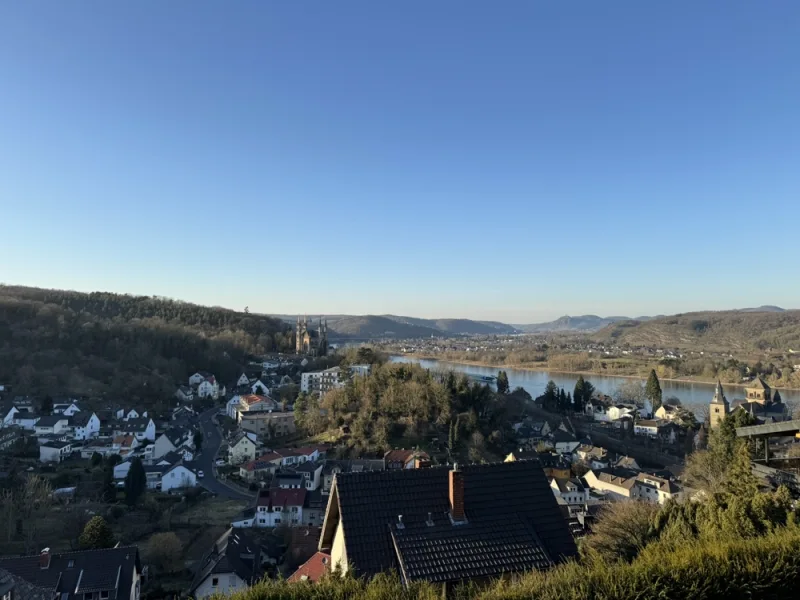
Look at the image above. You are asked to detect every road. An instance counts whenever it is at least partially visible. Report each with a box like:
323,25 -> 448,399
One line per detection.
196,407 -> 254,501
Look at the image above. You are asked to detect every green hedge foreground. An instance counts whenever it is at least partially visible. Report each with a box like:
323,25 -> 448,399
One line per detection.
219,525 -> 800,600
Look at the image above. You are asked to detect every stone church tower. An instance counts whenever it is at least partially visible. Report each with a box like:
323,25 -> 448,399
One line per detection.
295,316 -> 328,357
709,380 -> 729,429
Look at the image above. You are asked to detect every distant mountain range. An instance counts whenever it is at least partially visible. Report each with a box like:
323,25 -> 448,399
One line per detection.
591,308 -> 798,352
272,306 -> 788,339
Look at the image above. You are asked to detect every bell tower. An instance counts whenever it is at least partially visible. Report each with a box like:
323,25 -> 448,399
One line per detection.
709,380 -> 729,429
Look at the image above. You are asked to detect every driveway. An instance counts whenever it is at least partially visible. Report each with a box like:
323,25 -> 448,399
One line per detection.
197,407 -> 254,501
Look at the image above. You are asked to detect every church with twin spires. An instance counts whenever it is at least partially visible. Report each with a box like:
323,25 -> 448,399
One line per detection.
295,316 -> 328,357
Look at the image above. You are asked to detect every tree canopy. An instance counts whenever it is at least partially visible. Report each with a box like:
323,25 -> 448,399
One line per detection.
124,458 -> 146,506
79,516 -> 115,549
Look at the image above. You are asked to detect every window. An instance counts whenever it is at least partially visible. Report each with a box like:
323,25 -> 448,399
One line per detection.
274,518 -> 281,524
68,560 -> 75,568
85,593 -> 93,600
100,592 -> 109,599
291,506 -> 298,513
212,578 -> 219,587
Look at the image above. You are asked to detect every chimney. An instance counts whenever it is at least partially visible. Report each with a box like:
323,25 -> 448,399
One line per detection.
449,464 -> 466,524
39,548 -> 51,570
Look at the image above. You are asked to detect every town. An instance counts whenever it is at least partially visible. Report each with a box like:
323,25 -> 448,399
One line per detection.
0,308 -> 798,599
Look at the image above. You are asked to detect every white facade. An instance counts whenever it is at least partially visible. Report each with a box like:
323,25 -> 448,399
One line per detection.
349,364 -> 372,377
198,380 -> 220,399
555,439 -> 581,455
153,433 -> 179,459
550,478 -> 589,505
2,406 -> 18,426
251,380 -> 269,395
54,403 -> 81,416
236,373 -> 250,387
229,436 -> 257,464
40,442 -> 72,463
194,573 -> 248,600
124,409 -> 140,421
162,464 -> 198,492
35,418 -> 70,436
227,396 -> 242,419
72,413 -> 101,441
13,414 -> 38,430
300,368 -> 342,394
189,372 -> 207,386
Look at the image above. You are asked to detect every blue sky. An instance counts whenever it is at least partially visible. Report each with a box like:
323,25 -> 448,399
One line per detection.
1,2 -> 798,322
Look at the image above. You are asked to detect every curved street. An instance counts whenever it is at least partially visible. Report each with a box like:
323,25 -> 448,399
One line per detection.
196,407 -> 254,502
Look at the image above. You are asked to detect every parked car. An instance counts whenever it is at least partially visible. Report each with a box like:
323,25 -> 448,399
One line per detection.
198,470 -> 205,478
215,459 -> 226,466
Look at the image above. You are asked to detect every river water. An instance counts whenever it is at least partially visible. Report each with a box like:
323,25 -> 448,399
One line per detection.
389,355 -> 800,416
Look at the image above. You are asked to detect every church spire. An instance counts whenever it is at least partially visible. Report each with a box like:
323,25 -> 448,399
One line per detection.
712,380 -> 726,403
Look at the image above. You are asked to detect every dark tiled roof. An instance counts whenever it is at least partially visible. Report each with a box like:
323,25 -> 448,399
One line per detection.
41,441 -> 72,449
332,461 -> 576,579
551,429 -> 577,443
0,547 -> 139,600
34,415 -> 68,428
70,412 -> 94,427
190,529 -> 263,593
391,514 -> 552,583
123,418 -> 152,432
162,427 -> 186,447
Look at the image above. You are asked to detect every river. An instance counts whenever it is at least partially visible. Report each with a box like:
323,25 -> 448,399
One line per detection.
389,355 -> 800,416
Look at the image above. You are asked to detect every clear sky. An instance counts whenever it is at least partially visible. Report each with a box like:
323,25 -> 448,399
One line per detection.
1,2 -> 798,323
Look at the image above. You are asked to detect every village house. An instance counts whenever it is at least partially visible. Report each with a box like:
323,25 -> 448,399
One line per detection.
34,415 -> 71,437
573,445 -> 610,470
583,469 -> 637,501
318,462 -> 576,592
288,552 -> 331,584
654,403 -> 681,422
634,419 -> 679,442
234,394 -> 279,418
52,401 -> 82,416
549,477 -> 589,506
384,449 -> 431,470
503,450 -> 572,479
229,432 -> 258,464
117,417 -> 156,442
190,528 -> 268,600
240,447 -> 328,482
253,488 -> 306,527
239,411 -> 295,439
70,411 -> 101,440
175,385 -> 195,403
11,409 -> 38,430
39,440 -> 73,463
112,434 -> 140,456
161,461 -> 198,492
0,403 -> 19,426
250,380 -> 270,396
0,546 -> 141,600
634,472 -> 682,504
550,429 -> 581,455
153,427 -> 191,459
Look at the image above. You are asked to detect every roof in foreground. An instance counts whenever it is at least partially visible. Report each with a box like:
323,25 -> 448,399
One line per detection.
331,461 -> 576,581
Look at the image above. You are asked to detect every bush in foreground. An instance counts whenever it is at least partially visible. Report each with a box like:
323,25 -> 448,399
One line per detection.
221,524 -> 800,600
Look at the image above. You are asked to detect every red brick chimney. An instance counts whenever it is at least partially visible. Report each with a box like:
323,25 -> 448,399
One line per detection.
449,464 -> 465,523
39,548 -> 51,569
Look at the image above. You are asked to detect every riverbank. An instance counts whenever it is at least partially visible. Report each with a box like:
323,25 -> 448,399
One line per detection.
396,353 -> 800,391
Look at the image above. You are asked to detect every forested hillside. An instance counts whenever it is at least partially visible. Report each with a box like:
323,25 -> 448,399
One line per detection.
0,286 -> 292,401
593,309 -> 800,353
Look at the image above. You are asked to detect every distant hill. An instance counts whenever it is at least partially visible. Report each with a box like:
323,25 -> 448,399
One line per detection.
271,314 -> 520,338
592,309 -> 800,352
0,285 -> 292,400
381,315 -> 519,335
326,315 -> 441,338
515,315 -> 635,333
